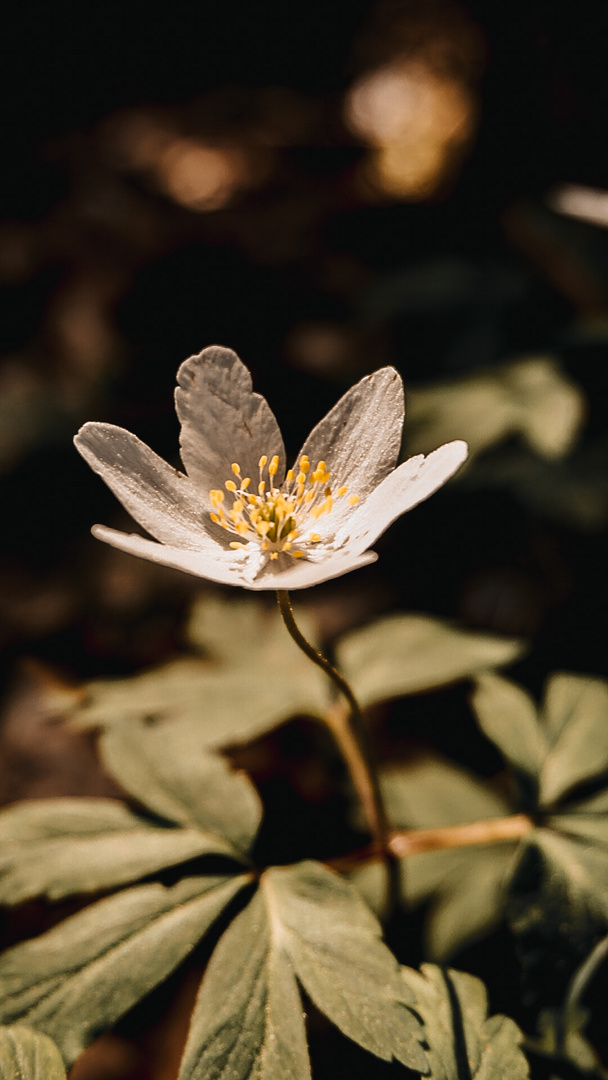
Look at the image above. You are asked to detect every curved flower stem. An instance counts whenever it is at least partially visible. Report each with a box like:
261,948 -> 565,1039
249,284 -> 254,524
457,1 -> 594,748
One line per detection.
275,590 -> 390,853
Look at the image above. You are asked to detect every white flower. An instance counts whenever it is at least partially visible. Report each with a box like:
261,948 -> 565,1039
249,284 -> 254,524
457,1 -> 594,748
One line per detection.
74,346 -> 468,591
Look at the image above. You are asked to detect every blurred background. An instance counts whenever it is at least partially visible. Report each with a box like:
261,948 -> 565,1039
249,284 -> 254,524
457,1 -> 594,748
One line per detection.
2,0 -> 608,680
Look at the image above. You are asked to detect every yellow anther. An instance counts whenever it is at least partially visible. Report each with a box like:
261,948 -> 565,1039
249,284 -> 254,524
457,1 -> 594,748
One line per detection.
229,541 -> 246,549
286,468 -> 294,483
214,490 -> 225,502
282,541 -> 292,551
258,455 -> 268,469
348,495 -> 360,506
268,455 -> 279,476
261,541 -> 269,550
322,472 -> 330,485
231,463 -> 240,475
311,470 -> 322,483
242,477 -> 251,490
233,500 -> 244,513
309,533 -> 321,543
296,472 -> 306,485
225,480 -> 237,492
210,513 -> 220,524
236,522 -> 249,536
337,486 -> 348,497
316,460 -> 326,473
304,490 -> 315,503
299,458 -> 310,473
258,481 -> 266,494
293,551 -> 304,558
270,552 -> 279,560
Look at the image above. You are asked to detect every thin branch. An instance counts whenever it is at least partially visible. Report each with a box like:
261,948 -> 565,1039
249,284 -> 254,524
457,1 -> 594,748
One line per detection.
328,813 -> 533,872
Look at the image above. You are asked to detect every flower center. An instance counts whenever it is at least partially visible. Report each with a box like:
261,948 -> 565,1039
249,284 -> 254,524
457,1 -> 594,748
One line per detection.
209,454 -> 359,560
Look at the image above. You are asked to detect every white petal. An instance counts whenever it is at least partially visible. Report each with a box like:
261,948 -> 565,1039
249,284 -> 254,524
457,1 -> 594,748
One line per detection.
175,346 -> 286,492
340,440 -> 469,557
91,525 -> 256,586
296,366 -> 404,525
75,423 -> 209,548
250,549 -> 378,590
91,525 -> 378,591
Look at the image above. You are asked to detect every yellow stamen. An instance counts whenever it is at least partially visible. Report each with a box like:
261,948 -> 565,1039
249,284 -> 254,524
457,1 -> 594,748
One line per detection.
225,480 -> 237,492
258,455 -> 268,469
231,463 -> 240,475
348,495 -> 359,506
229,541 -> 246,549
299,457 -> 310,473
338,485 -> 348,496
270,552 -> 279,560
268,455 -> 279,476
242,477 -> 251,490
258,480 -> 266,494
210,513 -> 220,524
286,468 -> 294,483
309,533 -> 321,543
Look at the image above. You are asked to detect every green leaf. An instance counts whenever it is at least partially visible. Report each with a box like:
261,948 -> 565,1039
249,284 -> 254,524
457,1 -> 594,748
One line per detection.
70,596 -> 329,747
262,861 -> 428,1072
0,873 -> 248,1066
471,674 -> 546,781
514,829 -> 608,930
179,889 -> 310,1080
99,724 -> 261,855
472,672 -> 608,806
0,798 -> 243,905
336,615 -> 524,709
404,355 -> 584,463
540,674 -> 608,805
0,1026 -> 66,1080
406,964 -> 529,1078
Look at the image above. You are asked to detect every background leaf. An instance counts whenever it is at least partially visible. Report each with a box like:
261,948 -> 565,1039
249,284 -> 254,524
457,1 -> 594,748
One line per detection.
472,674 -> 546,782
0,873 -> 248,1066
0,1026 -> 66,1080
406,964 -> 529,1078
336,614 -> 524,709
0,797 -> 241,905
70,596 -> 329,747
404,356 -> 584,463
351,758 -> 518,958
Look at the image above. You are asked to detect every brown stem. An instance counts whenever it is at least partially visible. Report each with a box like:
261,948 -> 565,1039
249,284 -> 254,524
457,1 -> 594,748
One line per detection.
329,813 -> 533,873
275,590 -> 390,852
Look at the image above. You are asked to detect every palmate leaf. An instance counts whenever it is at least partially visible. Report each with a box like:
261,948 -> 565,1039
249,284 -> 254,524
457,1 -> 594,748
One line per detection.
180,861 -> 428,1079
70,596 -> 329,748
335,614 -> 524,710
98,723 -> 261,855
0,729 -> 261,905
472,672 -> 608,806
0,798 -> 245,906
69,596 -> 523,762
0,874 -> 249,1067
0,1025 -> 66,1080
408,964 -> 529,1078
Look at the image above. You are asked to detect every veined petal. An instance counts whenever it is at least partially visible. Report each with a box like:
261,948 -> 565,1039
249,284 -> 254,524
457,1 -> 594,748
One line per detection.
251,549 -> 378,590
339,440 -> 469,557
74,423 -> 207,548
175,346 -> 286,492
296,367 -> 404,510
91,525 -> 257,586
91,525 -> 378,590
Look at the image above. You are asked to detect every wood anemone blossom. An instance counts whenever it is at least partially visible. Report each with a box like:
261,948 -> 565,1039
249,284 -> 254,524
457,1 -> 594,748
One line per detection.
74,346 -> 468,590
